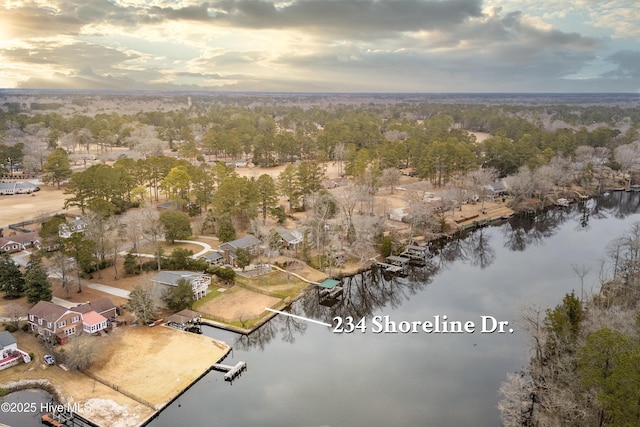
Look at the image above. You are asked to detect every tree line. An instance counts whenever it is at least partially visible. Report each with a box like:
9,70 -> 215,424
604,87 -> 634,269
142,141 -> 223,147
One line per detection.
499,221 -> 640,426
2,99 -> 639,182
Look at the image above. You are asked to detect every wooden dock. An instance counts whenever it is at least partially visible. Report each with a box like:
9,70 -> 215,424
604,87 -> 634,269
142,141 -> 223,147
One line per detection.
376,256 -> 410,274
213,361 -> 247,381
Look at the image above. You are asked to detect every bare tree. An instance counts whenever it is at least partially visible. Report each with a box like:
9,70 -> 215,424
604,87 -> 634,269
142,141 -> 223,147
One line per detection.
84,212 -> 110,279
334,142 -> 345,177
497,371 -> 534,427
379,168 -> 402,194
463,168 -> 498,209
3,304 -> 26,329
49,251 -> 76,299
140,203 -> 164,271
572,263 -> 590,303
505,166 -> 535,204
334,184 -> 359,243
64,334 -> 102,370
106,216 -> 128,280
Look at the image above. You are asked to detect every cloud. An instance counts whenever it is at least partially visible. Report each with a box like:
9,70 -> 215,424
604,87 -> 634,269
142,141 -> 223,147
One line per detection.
0,0 -> 637,92
604,51 -> 640,79
204,0 -> 484,38
0,0 -> 146,39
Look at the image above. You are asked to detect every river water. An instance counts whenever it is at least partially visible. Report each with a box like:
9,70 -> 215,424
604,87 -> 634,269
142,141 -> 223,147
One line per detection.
3,192 -> 640,427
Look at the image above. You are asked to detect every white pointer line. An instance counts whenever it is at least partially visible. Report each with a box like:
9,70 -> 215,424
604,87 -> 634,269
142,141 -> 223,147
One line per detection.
265,308 -> 331,327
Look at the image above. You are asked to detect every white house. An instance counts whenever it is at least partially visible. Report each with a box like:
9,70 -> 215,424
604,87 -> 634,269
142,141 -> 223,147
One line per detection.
58,217 -> 87,238
0,331 -> 17,359
151,271 -> 210,301
82,311 -> 109,334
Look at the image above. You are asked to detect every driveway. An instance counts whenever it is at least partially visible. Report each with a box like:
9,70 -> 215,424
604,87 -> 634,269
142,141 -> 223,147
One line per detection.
11,250 -> 31,267
87,283 -> 131,299
175,239 -> 212,258
51,297 -> 79,309
118,239 -> 213,259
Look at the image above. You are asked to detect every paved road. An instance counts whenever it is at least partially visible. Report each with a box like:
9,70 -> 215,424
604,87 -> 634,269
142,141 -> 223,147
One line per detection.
86,283 -> 131,299
51,297 -> 78,308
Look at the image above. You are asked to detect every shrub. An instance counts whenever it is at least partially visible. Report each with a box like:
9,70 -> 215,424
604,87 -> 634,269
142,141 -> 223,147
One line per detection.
21,324 -> 29,332
4,324 -> 17,332
380,236 -> 393,257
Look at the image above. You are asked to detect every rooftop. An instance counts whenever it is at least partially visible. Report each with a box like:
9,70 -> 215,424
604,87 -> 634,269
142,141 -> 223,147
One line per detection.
152,271 -> 209,286
28,300 -> 69,322
220,234 -> 260,250
82,311 -> 108,326
0,331 -> 16,348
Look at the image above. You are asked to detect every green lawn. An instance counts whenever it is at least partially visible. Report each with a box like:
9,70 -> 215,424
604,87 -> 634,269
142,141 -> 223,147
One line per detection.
192,285 -> 226,310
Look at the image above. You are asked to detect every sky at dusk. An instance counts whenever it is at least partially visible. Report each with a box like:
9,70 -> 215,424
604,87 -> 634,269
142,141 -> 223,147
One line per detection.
0,0 -> 639,93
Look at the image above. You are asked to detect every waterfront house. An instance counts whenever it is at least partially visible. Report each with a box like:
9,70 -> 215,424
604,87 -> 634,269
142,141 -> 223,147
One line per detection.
0,231 -> 42,253
0,331 -> 30,370
28,299 -> 116,344
151,271 -> 210,301
219,234 -> 260,266
81,311 -> 109,334
165,309 -> 202,331
0,331 -> 17,359
28,301 -> 84,345
200,251 -> 224,266
73,297 -> 118,320
276,228 -> 310,251
485,180 -> 509,198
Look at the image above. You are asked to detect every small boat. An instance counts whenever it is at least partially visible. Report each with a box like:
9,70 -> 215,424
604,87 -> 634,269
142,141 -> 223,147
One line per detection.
555,198 -> 570,207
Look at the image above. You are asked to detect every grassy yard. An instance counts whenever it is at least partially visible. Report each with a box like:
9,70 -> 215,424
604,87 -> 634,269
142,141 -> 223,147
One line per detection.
237,270 -> 309,299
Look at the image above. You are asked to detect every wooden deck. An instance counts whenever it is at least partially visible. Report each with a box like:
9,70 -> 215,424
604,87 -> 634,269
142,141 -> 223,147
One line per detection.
213,361 -> 247,381
455,206 -> 514,228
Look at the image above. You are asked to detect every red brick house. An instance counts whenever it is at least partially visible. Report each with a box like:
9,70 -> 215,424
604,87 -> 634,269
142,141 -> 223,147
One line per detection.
28,301 -> 83,345
28,298 -> 118,345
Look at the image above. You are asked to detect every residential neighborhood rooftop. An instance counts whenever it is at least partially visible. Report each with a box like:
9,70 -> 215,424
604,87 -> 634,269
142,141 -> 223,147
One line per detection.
0,331 -> 17,348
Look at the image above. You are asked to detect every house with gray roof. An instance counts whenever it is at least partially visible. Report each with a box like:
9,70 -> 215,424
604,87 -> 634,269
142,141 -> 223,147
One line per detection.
200,251 -> 224,266
276,227 -> 311,251
58,217 -> 87,238
0,331 -> 17,359
0,181 -> 39,195
151,271 -> 210,301
219,234 -> 260,266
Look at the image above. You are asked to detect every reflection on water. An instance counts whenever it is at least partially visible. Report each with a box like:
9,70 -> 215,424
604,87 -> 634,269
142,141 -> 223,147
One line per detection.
151,192 -> 640,427
0,389 -> 54,427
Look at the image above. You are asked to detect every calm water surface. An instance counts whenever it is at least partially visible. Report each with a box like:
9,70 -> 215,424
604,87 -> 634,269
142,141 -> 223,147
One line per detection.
149,192 -> 640,427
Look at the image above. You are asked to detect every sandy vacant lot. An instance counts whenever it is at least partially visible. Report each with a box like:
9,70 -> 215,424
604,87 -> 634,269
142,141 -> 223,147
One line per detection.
2,331 -> 155,427
87,325 -> 229,408
0,185 -> 75,227
197,286 -> 280,322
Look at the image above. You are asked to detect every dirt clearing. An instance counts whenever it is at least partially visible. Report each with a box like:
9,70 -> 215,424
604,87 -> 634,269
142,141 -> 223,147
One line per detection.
196,286 -> 280,322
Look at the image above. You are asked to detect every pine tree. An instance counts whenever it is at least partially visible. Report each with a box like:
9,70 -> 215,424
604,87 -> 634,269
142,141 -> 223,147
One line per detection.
0,253 -> 25,298
24,257 -> 52,304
